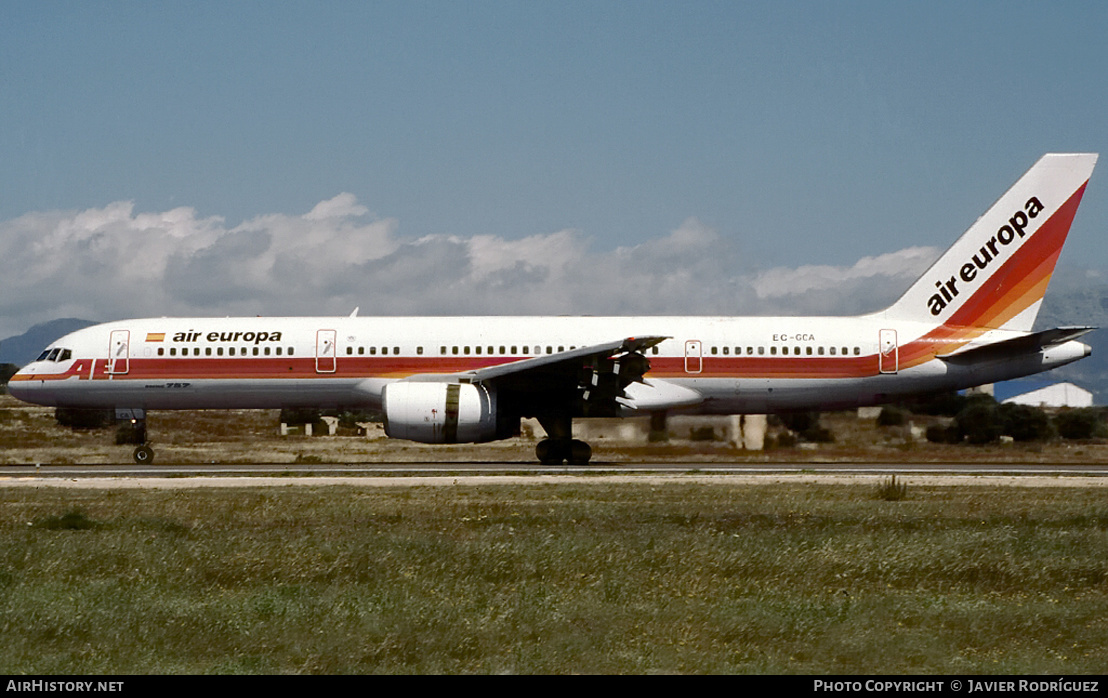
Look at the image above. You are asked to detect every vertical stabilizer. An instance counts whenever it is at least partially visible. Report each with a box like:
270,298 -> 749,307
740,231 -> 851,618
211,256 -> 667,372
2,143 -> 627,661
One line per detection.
884,153 -> 1097,331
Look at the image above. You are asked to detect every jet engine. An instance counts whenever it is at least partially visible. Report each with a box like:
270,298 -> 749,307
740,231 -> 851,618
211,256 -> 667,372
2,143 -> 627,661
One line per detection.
382,382 -> 514,443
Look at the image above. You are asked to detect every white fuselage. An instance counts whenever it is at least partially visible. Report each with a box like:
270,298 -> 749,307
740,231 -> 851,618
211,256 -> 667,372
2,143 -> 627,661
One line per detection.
8,314 -> 1089,416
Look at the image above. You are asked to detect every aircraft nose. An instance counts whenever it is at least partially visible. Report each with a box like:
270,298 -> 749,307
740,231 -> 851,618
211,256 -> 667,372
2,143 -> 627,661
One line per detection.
7,366 -> 42,404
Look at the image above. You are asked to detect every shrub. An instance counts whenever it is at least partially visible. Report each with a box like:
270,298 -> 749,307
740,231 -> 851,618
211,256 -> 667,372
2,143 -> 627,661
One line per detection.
1053,408 -> 1108,440
875,475 -> 908,501
877,406 -> 907,427
56,407 -> 115,429
688,426 -> 718,441
998,403 -> 1055,442
955,396 -> 1002,444
910,391 -> 968,417
926,423 -> 961,444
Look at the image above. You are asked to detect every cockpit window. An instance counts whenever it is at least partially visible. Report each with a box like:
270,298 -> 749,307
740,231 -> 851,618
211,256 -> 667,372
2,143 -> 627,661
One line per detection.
47,348 -> 61,361
59,349 -> 72,362
36,350 -> 51,362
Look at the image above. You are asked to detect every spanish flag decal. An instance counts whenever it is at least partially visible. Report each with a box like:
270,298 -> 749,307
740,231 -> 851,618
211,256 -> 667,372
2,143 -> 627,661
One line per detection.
145,332 -> 166,342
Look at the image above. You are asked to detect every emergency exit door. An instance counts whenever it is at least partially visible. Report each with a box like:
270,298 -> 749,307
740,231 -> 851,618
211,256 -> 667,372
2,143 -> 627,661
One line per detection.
879,329 -> 898,374
316,329 -> 337,373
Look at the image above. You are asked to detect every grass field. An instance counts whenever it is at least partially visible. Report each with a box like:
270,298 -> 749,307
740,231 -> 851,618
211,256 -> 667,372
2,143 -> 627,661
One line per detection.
1,482 -> 1106,674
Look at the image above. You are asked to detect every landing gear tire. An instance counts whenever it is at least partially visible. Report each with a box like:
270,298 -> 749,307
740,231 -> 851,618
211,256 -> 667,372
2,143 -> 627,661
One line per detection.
536,439 -> 592,465
536,439 -> 565,465
133,445 -> 154,464
568,439 -> 592,465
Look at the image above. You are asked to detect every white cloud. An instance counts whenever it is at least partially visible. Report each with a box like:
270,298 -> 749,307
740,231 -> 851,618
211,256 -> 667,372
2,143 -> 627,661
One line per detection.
0,197 -> 938,338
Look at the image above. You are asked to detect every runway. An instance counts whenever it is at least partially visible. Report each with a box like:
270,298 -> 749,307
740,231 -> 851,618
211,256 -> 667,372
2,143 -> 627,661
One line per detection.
2,460 -> 1107,488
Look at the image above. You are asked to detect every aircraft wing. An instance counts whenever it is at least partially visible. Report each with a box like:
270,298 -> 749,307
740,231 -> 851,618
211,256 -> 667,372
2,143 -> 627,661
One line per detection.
404,335 -> 701,415
937,326 -> 1095,364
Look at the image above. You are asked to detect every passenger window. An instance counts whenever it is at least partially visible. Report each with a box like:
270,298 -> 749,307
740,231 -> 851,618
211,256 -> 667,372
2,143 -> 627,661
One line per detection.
440,346 -> 447,355
158,348 -> 165,356
170,348 -> 177,356
218,347 -> 224,356
417,347 -> 424,355
357,347 -> 364,355
722,347 -> 729,355
346,347 -> 353,355
288,347 -> 294,356
475,346 -> 482,355
757,347 -> 764,355
264,347 -> 271,356
710,346 -> 718,355
252,347 -> 259,356
464,346 -> 470,355
770,347 -> 777,355
206,347 -> 212,356
854,347 -> 861,355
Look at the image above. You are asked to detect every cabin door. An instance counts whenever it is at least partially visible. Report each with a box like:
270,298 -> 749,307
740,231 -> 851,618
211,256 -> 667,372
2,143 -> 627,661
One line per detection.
316,329 -> 337,373
684,340 -> 702,374
108,330 -> 130,375
879,329 -> 898,374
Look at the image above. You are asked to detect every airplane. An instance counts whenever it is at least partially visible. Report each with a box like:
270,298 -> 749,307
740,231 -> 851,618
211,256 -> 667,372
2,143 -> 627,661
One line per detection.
8,153 -> 1099,465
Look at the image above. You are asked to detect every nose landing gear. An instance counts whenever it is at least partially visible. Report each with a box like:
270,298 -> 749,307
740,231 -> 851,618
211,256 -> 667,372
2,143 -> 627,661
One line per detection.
116,408 -> 154,464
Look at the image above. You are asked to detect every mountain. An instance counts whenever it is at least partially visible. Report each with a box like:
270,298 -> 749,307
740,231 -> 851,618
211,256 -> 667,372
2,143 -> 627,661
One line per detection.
0,319 -> 97,367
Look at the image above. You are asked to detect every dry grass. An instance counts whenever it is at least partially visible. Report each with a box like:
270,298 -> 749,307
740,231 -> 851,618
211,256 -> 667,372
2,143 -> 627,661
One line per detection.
3,395 -> 1108,465
0,482 -> 1105,673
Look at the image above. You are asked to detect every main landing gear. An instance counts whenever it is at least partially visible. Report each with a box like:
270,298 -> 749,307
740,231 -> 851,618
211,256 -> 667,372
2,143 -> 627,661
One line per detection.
535,414 -> 592,465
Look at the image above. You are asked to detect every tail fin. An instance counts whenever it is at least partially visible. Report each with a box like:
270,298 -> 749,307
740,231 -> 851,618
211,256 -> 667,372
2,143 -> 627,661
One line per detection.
884,153 -> 1097,331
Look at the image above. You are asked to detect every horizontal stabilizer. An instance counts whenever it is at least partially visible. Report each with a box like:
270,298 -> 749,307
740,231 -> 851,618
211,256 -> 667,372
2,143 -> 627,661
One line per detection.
937,326 -> 1095,364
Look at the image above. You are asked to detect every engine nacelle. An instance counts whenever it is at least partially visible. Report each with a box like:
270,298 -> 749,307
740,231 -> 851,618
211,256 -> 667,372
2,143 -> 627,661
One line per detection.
382,382 -> 512,443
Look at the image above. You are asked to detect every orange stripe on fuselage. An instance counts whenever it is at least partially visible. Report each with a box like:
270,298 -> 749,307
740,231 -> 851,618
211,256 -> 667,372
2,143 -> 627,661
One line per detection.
38,353 -> 886,383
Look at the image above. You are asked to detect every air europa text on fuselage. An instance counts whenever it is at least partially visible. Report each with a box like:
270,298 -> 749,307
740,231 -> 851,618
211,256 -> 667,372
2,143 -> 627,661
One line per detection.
927,196 -> 1045,317
170,330 -> 284,344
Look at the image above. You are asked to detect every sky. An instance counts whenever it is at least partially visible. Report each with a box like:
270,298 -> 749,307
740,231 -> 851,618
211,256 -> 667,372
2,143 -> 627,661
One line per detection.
1,1 -> 1106,338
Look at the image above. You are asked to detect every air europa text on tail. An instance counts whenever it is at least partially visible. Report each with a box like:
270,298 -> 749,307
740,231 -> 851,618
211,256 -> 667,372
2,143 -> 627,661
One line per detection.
927,196 -> 1045,317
